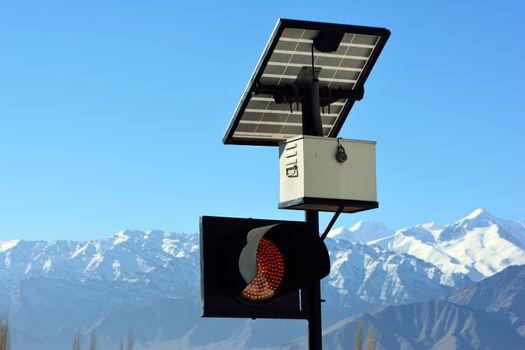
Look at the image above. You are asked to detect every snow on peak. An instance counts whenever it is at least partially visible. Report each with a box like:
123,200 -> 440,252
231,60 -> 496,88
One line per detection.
438,209 -> 498,242
0,239 -> 20,253
144,229 -> 164,238
349,220 -> 390,233
329,221 -> 395,243
464,208 -> 487,220
327,227 -> 345,238
113,231 -> 130,244
371,209 -> 525,281
455,208 -> 496,228
396,225 -> 436,244
421,221 -> 442,230
162,238 -> 179,256
349,221 -> 366,232
112,229 -> 164,243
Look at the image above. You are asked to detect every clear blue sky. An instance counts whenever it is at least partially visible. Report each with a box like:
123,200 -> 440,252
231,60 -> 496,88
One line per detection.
1,0 -> 523,240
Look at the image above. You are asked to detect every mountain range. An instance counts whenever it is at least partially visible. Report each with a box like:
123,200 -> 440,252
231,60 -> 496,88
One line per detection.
285,265 -> 525,350
0,208 -> 523,349
329,208 -> 525,282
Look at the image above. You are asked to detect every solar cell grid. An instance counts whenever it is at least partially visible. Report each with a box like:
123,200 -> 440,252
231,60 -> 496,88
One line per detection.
224,19 -> 390,146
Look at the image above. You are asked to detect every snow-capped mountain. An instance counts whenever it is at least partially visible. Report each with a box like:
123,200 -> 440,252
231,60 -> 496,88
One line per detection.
0,209 -> 523,349
332,209 -> 525,282
322,239 -> 469,322
327,221 -> 394,243
0,230 -> 201,348
0,229 -> 466,349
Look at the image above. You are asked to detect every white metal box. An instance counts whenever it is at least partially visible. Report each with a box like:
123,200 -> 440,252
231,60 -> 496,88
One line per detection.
279,135 -> 378,213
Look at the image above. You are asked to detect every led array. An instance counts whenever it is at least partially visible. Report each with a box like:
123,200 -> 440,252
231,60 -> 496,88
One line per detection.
242,238 -> 285,301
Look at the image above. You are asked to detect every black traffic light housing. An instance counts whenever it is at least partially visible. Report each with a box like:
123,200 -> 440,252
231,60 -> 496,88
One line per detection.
200,216 -> 330,319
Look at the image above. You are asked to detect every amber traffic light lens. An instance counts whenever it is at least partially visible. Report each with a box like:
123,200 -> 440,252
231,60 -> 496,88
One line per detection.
241,237 -> 285,301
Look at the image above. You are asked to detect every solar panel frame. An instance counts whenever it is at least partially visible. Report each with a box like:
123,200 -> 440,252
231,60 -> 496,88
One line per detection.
223,18 -> 391,146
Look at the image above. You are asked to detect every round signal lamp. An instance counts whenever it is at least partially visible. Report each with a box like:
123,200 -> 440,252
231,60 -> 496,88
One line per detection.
241,237 -> 285,301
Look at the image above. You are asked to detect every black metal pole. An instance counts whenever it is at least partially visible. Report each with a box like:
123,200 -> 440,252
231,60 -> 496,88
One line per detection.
300,78 -> 323,137
305,211 -> 323,350
300,74 -> 323,350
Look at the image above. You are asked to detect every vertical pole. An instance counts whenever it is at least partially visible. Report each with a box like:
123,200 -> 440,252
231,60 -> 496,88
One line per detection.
305,212 -> 322,350
300,78 -> 323,137
301,74 -> 323,350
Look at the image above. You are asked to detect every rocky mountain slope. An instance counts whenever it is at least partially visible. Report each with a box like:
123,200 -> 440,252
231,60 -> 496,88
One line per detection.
285,265 -> 525,350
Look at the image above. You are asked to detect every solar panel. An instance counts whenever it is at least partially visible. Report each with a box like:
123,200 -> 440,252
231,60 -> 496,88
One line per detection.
223,19 -> 390,146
